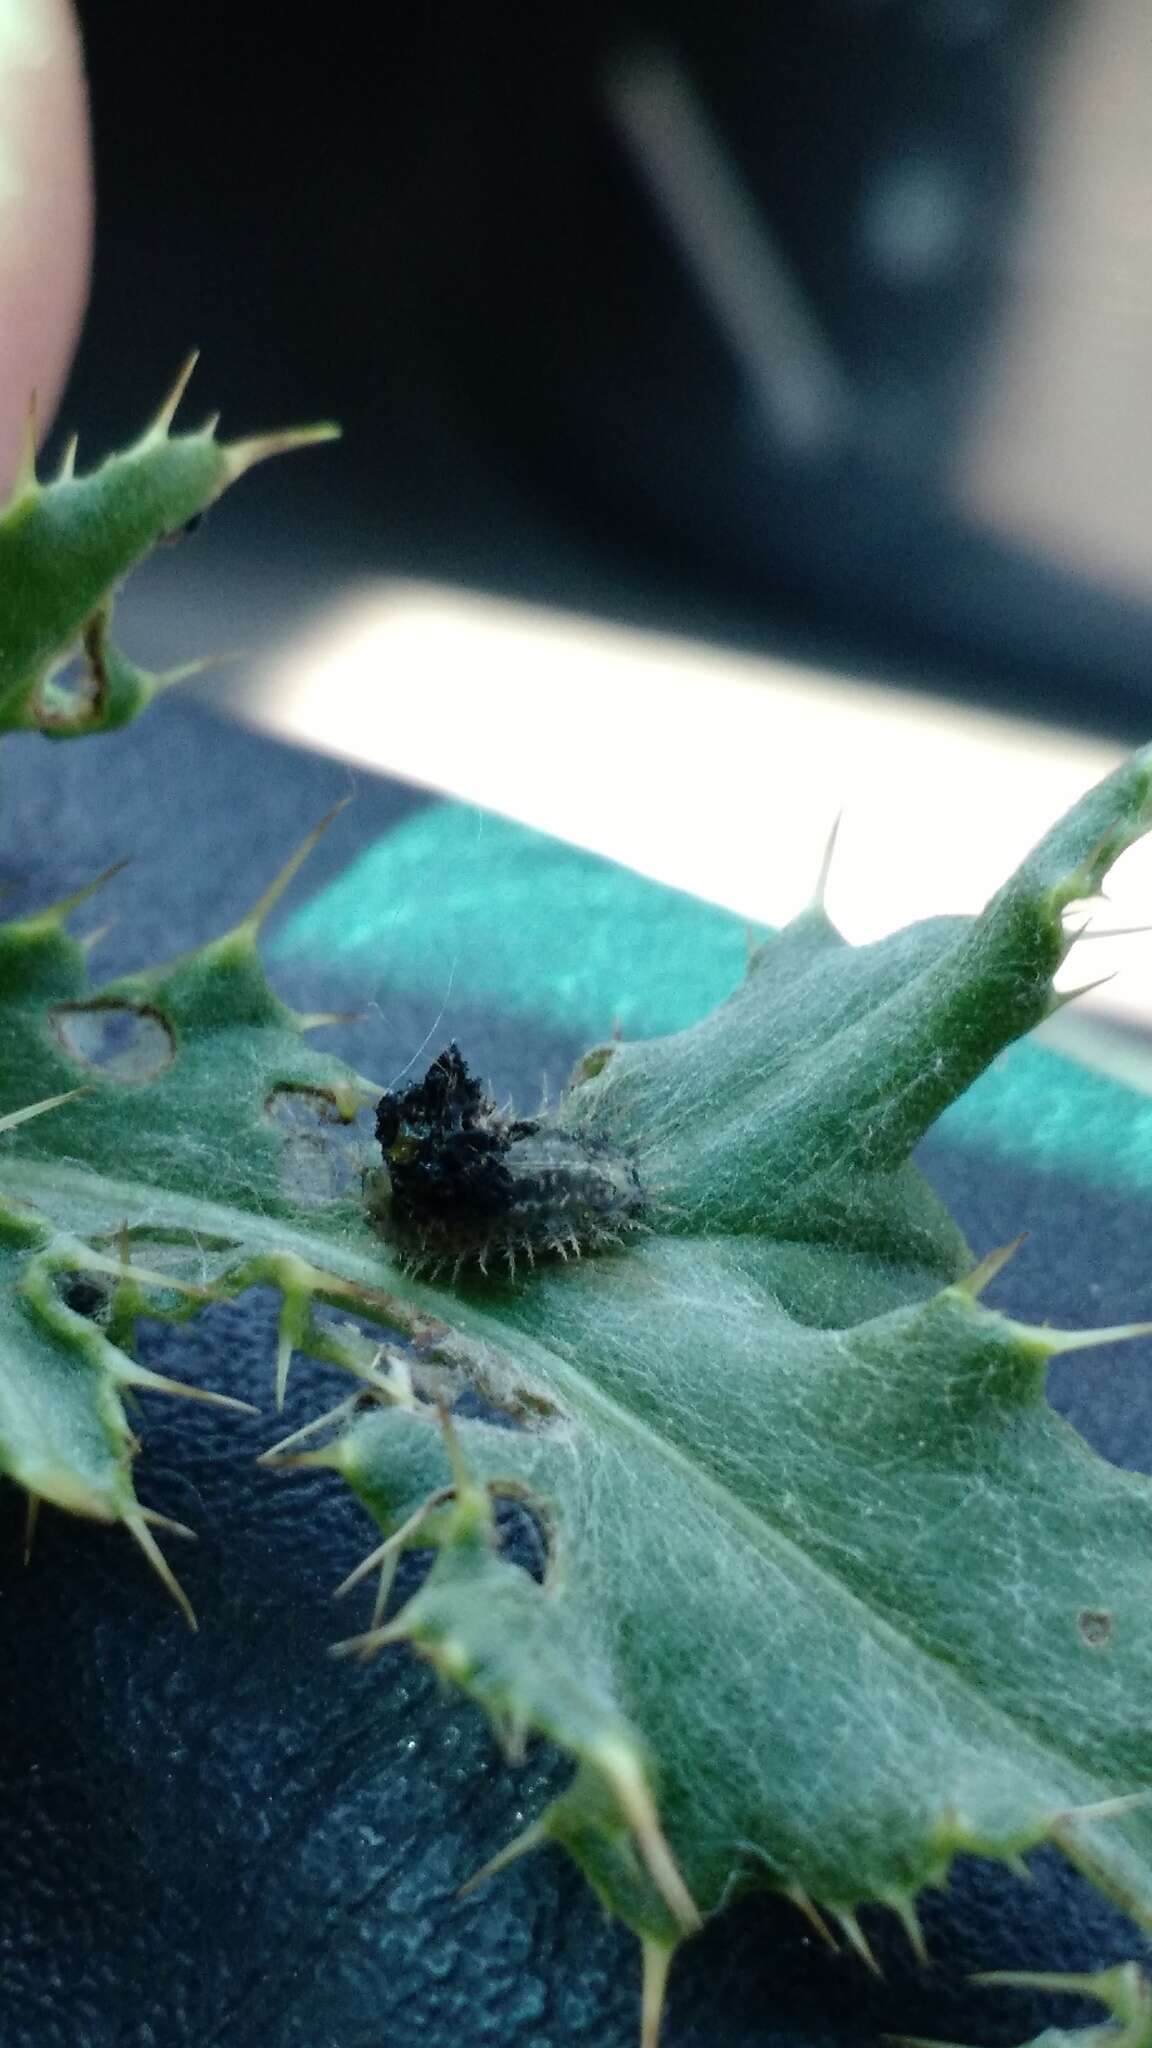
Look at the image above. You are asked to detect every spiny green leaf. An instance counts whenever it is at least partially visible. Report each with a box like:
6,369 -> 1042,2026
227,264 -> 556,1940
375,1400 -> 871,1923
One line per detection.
3,705 -> 1152,2042
0,356 -> 337,738
0,810 -> 397,1610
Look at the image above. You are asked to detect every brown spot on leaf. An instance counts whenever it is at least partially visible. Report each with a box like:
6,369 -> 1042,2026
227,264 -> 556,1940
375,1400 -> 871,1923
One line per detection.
1078,1608 -> 1113,1650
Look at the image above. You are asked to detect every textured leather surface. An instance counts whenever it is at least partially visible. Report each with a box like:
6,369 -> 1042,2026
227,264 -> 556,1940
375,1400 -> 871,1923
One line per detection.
1,701 -> 1151,2045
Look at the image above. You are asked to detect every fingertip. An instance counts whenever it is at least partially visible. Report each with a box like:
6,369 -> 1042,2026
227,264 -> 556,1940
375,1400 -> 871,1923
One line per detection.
0,0 -> 91,495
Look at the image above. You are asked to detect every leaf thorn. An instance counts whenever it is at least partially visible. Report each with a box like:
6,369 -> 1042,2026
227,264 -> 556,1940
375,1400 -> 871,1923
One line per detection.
971,1962 -> 1152,2041
328,1617 -> 408,1660
784,1884 -> 839,1950
955,1236 -> 1027,1299
883,1890 -> 929,1967
332,1496 -> 443,1600
640,1937 -> 676,2048
22,1492 -> 39,1566
140,351 -> 200,444
123,1510 -> 197,1629
111,1360 -> 259,1415
235,796 -> 352,943
1019,1321 -> 1152,1359
9,391 -> 39,502
35,858 -> 130,925
1055,1789 -> 1151,1827
1048,970 -> 1119,1014
258,1394 -> 361,1464
833,1907 -> 882,1976
219,420 -> 342,487
259,1444 -> 345,1471
0,1089 -> 90,1137
138,1506 -> 197,1542
593,1735 -> 701,1935
1070,921 -> 1152,943
811,810 -> 844,911
457,1818 -> 549,1898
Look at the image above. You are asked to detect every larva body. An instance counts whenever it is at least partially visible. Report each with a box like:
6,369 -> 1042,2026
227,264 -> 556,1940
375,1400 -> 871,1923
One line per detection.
368,1044 -> 645,1277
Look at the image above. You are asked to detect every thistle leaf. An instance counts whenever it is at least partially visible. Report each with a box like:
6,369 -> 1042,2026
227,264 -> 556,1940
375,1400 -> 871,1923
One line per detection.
0,359 -> 337,738
3,630 -> 1152,2043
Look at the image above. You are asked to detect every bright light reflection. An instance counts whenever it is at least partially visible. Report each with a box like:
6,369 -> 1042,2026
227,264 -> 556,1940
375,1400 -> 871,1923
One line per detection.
238,581 -> 1152,1039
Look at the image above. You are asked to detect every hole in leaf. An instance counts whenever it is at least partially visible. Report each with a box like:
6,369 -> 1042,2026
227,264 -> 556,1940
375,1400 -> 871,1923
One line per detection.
493,1493 -> 551,1586
267,1085 -> 360,1205
266,1085 -> 348,1133
51,1001 -> 174,1082
55,1272 -> 110,1320
35,644 -> 98,727
403,1364 -> 565,1433
32,613 -> 119,732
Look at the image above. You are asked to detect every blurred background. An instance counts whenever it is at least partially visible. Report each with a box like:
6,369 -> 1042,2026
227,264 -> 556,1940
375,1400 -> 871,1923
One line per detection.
58,0 -> 1152,1031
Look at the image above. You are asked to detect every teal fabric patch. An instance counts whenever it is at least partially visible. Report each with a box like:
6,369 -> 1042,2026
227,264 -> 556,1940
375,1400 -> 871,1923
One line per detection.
275,799 -> 1152,1199
938,1037 -> 1152,1197
272,802 -> 762,1040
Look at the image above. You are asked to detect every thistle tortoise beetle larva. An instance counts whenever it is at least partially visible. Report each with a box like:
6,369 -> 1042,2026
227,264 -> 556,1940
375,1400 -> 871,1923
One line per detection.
367,1043 -> 645,1278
